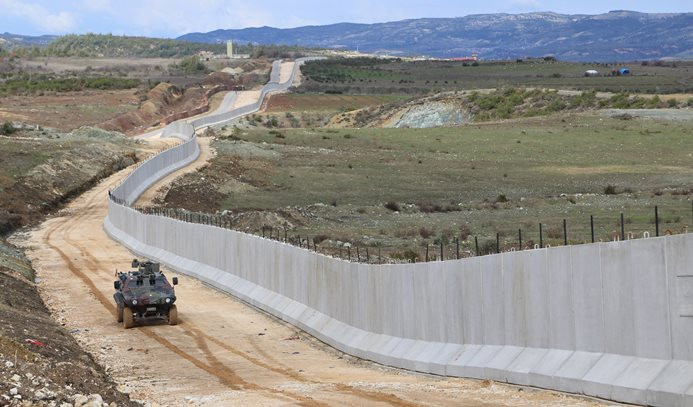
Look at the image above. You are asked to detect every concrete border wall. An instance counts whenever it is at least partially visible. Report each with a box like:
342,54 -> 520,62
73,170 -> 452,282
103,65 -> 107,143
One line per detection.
105,58 -> 693,406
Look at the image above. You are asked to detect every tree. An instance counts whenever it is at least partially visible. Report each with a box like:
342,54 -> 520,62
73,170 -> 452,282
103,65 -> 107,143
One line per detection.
178,56 -> 207,74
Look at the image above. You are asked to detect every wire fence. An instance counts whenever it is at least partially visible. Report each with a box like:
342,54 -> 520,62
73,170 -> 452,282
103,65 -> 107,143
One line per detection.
111,197 -> 692,264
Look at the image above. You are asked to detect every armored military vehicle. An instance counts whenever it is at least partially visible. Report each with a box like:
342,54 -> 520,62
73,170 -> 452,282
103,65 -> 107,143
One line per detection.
113,259 -> 179,329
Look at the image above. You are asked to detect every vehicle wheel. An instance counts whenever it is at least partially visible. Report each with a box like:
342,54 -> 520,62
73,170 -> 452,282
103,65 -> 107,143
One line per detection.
123,307 -> 134,329
168,305 -> 178,326
116,305 -> 123,323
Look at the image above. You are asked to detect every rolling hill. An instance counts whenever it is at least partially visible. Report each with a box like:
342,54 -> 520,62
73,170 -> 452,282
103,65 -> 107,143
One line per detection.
178,10 -> 693,61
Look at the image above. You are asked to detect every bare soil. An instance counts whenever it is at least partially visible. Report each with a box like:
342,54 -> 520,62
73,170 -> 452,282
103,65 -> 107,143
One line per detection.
0,90 -> 140,132
279,62 -> 295,84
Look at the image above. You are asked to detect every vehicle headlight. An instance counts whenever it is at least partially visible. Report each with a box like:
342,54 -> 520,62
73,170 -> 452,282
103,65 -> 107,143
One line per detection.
132,299 -> 138,305
165,298 -> 171,303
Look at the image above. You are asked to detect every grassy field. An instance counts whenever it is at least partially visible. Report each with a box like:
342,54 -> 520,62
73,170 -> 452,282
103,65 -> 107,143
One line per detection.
266,93 -> 408,112
299,58 -> 693,95
159,112 -> 693,260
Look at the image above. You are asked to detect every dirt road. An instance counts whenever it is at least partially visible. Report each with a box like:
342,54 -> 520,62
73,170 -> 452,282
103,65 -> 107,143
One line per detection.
279,62 -> 296,84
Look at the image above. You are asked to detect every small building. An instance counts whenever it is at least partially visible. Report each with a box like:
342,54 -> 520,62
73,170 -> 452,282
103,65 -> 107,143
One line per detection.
226,40 -> 233,58
584,69 -> 599,77
618,67 -> 631,75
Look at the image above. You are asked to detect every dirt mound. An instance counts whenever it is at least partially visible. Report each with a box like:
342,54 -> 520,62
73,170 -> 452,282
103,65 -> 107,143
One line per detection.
144,82 -> 183,111
228,208 -> 308,232
382,99 -> 473,128
0,240 -> 136,406
0,126 -> 139,235
100,82 -> 206,134
329,95 -> 473,128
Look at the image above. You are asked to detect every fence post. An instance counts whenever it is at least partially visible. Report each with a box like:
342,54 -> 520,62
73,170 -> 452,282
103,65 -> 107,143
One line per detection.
590,215 -> 595,243
496,233 -> 500,254
425,244 -> 429,262
456,237 -> 460,259
348,246 -> 351,261
357,246 -> 360,262
284,228 -> 287,243
366,248 -> 369,263
539,223 -> 543,248
563,219 -> 568,246
440,241 -> 444,261
655,206 -> 659,237
518,229 -> 522,250
620,213 -> 625,241
378,247 -> 381,264
475,236 -> 479,256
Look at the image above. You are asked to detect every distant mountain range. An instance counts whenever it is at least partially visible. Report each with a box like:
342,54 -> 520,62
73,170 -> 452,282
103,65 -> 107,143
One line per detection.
179,11 -> 693,61
0,32 -> 57,49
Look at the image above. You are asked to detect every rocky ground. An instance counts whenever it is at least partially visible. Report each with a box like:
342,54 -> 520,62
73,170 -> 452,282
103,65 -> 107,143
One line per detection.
0,239 -> 138,407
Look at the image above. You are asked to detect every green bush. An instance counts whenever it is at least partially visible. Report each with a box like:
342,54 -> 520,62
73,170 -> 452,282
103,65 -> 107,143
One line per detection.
177,56 -> 207,74
0,75 -> 139,96
0,121 -> 16,135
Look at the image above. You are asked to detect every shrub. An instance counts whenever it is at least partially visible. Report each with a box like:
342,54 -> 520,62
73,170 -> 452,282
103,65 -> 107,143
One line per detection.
495,194 -> 509,203
313,234 -> 330,244
384,201 -> 401,212
604,185 -> 617,195
546,227 -> 563,239
0,121 -> 16,135
177,56 -> 207,74
419,227 -> 435,239
459,225 -> 471,240
391,249 -> 419,262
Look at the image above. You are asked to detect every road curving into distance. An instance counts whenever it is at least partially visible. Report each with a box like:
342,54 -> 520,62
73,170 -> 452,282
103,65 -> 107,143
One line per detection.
13,60 -> 607,407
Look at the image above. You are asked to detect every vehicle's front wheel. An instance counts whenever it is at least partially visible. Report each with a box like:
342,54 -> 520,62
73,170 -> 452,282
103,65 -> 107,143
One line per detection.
116,305 -> 123,323
123,307 -> 134,329
168,305 -> 178,326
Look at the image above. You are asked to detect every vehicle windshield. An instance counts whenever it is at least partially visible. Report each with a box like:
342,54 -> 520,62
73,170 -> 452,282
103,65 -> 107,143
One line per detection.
123,275 -> 173,300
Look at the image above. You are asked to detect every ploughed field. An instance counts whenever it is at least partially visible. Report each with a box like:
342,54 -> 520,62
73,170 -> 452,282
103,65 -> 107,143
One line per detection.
151,112 -> 693,261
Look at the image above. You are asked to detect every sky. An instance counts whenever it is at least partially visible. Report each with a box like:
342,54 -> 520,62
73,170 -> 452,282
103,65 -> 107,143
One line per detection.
0,0 -> 690,38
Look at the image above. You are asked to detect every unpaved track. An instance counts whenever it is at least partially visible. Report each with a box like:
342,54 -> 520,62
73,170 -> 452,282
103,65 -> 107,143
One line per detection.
279,62 -> 296,84
12,62 -> 609,407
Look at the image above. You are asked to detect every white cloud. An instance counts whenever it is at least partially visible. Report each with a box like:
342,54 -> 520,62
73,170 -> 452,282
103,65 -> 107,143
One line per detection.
0,0 -> 77,33
508,0 -> 541,8
81,0 -> 111,11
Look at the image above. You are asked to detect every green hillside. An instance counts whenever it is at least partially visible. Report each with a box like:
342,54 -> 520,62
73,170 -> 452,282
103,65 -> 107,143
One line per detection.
42,34 -> 229,58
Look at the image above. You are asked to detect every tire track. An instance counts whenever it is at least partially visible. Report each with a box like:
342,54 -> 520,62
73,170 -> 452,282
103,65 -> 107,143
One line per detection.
40,173 -> 329,406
